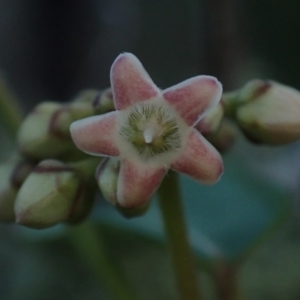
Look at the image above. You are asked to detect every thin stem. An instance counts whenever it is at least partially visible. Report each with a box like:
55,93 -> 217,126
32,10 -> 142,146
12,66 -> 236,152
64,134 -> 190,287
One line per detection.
214,264 -> 244,300
0,75 -> 24,137
158,171 -> 201,300
68,222 -> 139,300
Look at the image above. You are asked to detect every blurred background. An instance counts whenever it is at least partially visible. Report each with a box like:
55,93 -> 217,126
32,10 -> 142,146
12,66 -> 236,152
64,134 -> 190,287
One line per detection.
1,0 -> 300,299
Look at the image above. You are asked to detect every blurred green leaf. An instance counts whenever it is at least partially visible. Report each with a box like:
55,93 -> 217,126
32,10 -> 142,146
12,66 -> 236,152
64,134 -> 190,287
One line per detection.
97,153 -> 290,265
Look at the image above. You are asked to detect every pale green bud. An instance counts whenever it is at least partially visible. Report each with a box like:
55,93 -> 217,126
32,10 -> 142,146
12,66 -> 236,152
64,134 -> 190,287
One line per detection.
222,80 -> 272,118
96,158 -> 150,217
52,102 -> 95,134
66,178 -> 95,224
66,158 -> 100,224
206,118 -> 238,152
195,101 -> 224,137
92,88 -> 115,114
72,88 -> 115,114
224,80 -> 300,144
72,89 -> 100,104
96,158 -> 120,205
14,159 -> 82,229
18,101 -> 94,159
0,156 -> 34,222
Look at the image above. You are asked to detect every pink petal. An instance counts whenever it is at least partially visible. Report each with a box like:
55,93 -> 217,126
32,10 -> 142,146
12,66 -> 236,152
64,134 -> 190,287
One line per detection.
70,112 -> 120,156
163,76 -> 222,126
110,53 -> 160,110
117,159 -> 167,208
171,129 -> 223,184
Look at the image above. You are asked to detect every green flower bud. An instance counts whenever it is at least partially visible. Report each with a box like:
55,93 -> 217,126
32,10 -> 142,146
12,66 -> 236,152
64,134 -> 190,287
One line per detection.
195,101 -> 224,137
0,156 -> 34,222
66,158 -> 100,224
92,88 -> 115,114
96,158 -> 150,218
52,102 -> 95,134
96,158 -> 120,205
18,101 -> 94,160
207,118 -> 238,152
222,80 -> 272,117
223,80 -> 300,144
15,159 -> 83,229
66,178 -> 95,224
67,157 -> 102,224
72,89 -> 100,104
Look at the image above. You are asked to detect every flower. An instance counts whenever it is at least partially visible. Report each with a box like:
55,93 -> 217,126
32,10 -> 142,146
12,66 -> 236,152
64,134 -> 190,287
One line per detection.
70,53 -> 223,208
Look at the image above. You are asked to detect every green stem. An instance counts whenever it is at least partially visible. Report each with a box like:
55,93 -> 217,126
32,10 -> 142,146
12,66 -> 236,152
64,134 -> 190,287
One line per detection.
68,222 -> 139,300
214,264 -> 243,300
0,75 -> 24,136
158,171 -> 201,300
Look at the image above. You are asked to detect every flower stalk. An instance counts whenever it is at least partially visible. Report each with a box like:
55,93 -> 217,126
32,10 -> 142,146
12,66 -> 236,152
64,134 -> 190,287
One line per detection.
158,171 -> 201,300
68,222 -> 139,300
214,265 -> 243,300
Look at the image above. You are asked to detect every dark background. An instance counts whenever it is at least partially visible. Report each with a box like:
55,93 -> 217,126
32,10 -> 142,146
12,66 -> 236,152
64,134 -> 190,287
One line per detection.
1,1 -> 300,299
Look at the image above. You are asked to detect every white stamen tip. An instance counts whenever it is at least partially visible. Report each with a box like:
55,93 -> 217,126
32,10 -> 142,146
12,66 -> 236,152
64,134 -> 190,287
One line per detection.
143,127 -> 154,144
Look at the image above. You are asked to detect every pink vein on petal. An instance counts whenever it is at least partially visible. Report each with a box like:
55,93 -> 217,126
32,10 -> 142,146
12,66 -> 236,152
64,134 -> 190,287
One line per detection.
110,53 -> 159,110
70,112 -> 119,157
117,159 -> 167,208
171,129 -> 223,184
163,76 -> 222,126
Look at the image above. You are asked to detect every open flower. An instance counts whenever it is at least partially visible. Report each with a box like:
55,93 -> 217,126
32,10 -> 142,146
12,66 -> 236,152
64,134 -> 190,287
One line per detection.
70,53 -> 223,208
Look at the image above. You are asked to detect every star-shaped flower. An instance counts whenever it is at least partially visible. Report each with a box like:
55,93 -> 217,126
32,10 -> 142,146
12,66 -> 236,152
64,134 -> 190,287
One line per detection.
70,53 -> 223,208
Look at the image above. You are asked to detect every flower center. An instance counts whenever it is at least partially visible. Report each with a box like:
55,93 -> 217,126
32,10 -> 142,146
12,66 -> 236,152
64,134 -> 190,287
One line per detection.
120,102 -> 181,160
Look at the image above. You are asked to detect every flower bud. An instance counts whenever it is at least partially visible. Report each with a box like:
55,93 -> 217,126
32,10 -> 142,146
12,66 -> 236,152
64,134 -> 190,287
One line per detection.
66,178 -> 96,224
96,158 -> 150,218
195,101 -> 224,137
92,88 -> 115,114
115,203 -> 150,219
72,89 -> 100,104
14,159 -> 83,228
96,158 -> 120,206
66,158 -> 100,224
206,118 -> 238,152
52,102 -> 95,134
224,80 -> 300,144
18,101 -> 94,159
0,156 -> 34,222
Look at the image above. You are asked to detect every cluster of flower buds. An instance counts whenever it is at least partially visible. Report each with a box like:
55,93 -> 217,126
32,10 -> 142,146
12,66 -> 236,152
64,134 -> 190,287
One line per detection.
223,80 -> 300,145
0,88 -> 111,227
18,89 -> 115,160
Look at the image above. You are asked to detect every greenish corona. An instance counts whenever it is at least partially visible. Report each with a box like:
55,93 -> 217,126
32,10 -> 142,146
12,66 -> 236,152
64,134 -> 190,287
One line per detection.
120,102 -> 181,159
